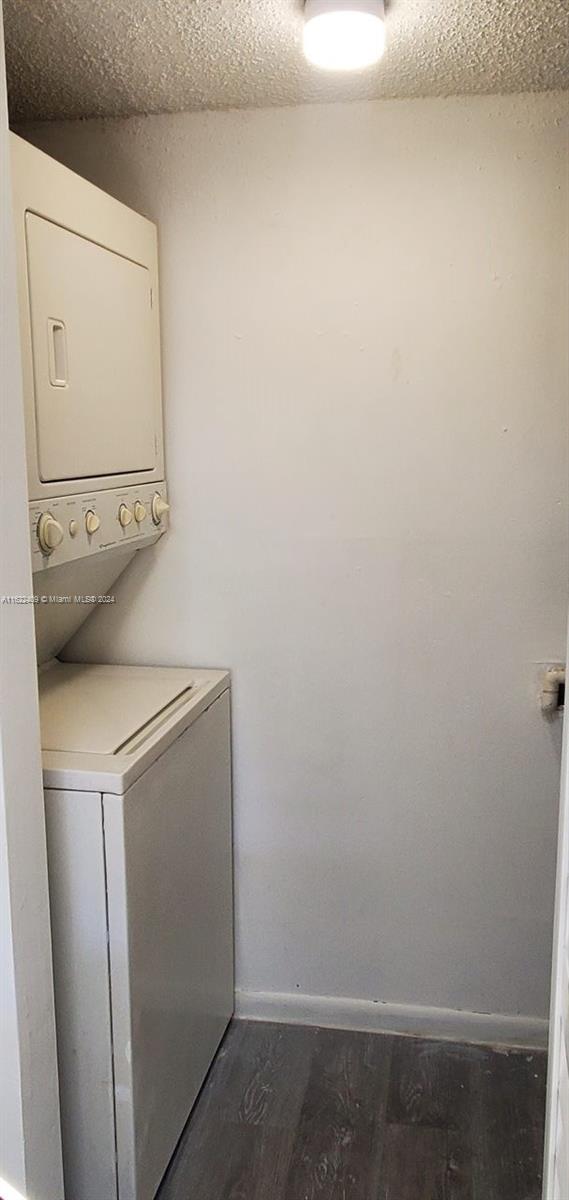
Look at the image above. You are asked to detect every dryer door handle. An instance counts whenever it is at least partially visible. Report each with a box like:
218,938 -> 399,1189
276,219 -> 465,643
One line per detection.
47,318 -> 68,387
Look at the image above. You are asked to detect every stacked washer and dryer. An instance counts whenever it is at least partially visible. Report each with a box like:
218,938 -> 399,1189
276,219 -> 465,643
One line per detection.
10,134 -> 234,1200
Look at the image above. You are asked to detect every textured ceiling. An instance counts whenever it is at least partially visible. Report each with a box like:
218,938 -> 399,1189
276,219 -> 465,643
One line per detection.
4,0 -> 569,122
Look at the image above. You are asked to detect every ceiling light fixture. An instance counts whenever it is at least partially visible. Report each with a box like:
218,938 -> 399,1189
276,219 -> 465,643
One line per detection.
303,0 -> 386,72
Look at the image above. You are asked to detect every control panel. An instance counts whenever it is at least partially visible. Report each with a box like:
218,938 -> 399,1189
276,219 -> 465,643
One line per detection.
30,483 -> 170,573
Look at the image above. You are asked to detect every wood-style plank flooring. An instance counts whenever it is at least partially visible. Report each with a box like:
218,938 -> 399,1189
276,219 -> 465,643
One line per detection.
157,1019 -> 547,1200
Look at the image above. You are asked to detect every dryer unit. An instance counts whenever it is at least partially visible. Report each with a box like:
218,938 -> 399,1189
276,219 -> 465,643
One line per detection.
10,134 -> 170,662
40,662 -> 234,1200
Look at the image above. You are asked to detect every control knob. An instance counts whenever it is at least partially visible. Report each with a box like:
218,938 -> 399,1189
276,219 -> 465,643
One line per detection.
85,510 -> 100,535
151,494 -> 170,525
118,504 -> 133,528
134,501 -> 147,523
37,513 -> 64,555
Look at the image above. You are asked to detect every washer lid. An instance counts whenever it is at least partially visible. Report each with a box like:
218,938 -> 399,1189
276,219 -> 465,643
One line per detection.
39,662 -> 195,755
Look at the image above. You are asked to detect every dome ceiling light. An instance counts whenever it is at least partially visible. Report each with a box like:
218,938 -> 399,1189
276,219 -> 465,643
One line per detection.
303,0 -> 386,72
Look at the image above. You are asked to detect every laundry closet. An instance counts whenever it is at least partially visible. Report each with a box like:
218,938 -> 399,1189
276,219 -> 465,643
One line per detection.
1,5 -> 569,1200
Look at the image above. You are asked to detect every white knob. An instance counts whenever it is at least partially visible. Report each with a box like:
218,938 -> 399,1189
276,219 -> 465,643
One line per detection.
85,510 -> 100,535
134,501 -> 147,523
151,494 -> 170,525
38,513 -> 64,554
118,504 -> 133,528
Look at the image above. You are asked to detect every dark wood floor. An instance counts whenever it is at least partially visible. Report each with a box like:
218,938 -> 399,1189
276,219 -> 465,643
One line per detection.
157,1019 -> 547,1200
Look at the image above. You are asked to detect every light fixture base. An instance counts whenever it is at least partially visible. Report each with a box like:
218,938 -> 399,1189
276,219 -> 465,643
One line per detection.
304,0 -> 385,18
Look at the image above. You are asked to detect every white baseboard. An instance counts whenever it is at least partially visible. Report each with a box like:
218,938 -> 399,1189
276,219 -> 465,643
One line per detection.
234,989 -> 549,1051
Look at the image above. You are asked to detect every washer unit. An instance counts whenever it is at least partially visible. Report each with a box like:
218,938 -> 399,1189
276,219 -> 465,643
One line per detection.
40,661 -> 234,1200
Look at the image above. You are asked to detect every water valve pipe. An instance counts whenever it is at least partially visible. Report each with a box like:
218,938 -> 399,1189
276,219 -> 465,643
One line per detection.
541,666 -> 566,714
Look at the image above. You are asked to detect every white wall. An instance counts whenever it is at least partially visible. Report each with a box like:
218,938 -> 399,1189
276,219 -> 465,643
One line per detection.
23,91 -> 569,1032
0,11 -> 63,1199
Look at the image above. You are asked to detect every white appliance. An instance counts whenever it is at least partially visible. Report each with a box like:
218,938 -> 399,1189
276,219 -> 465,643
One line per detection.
11,136 -> 235,1200
10,133 -> 169,663
39,661 -> 234,1200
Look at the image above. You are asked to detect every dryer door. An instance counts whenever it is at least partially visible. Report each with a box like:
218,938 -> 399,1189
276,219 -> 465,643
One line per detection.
26,213 -> 157,482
